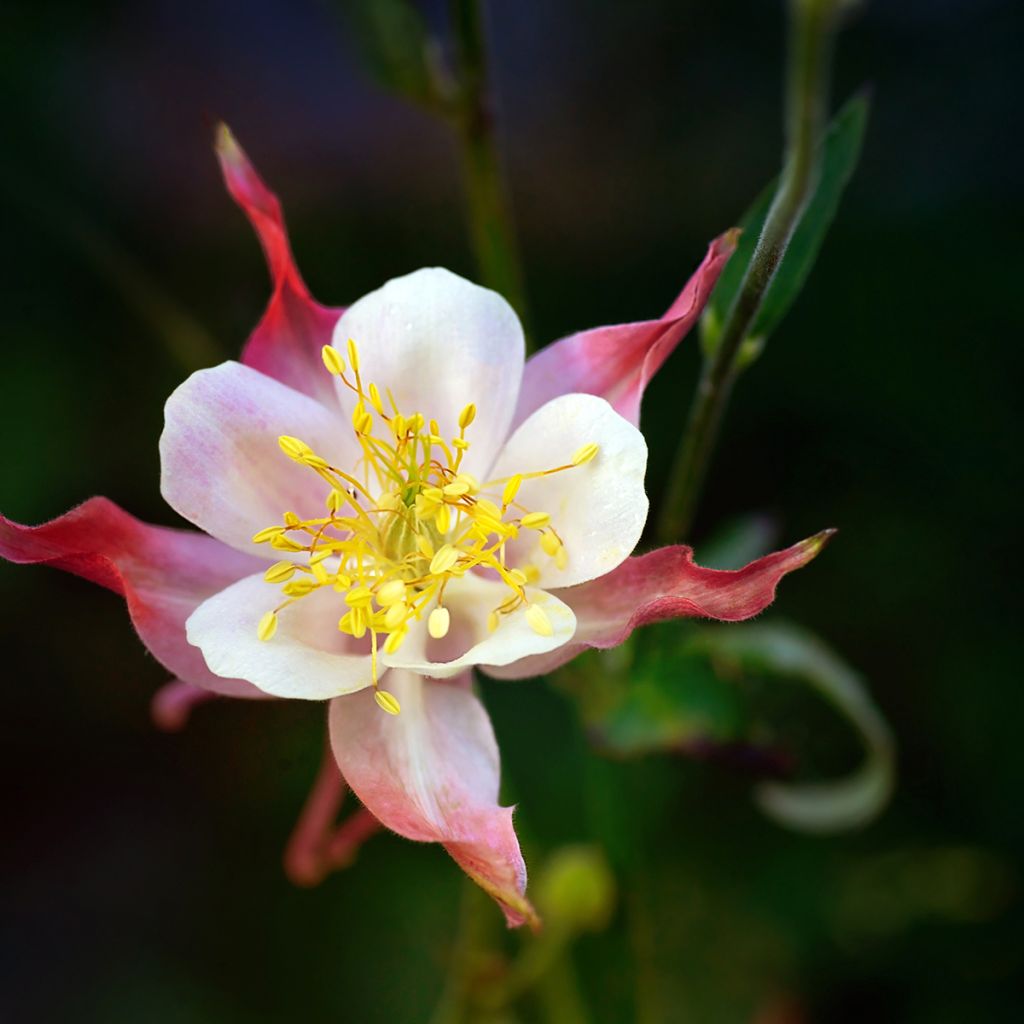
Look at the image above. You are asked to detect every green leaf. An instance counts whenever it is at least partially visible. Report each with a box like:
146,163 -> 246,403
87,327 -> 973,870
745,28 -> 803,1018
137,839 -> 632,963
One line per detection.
556,624 -> 763,762
701,93 -> 870,356
692,621 -> 895,833
337,0 -> 447,108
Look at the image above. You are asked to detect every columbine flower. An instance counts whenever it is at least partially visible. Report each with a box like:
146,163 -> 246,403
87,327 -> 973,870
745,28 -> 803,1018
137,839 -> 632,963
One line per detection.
0,127 -> 831,926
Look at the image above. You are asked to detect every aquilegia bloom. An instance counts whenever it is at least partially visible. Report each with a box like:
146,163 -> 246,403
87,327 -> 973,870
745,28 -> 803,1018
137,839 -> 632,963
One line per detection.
0,127 -> 831,926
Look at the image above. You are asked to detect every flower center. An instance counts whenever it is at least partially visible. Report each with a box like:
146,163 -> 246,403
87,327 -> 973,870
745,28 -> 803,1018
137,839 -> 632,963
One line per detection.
251,339 -> 599,715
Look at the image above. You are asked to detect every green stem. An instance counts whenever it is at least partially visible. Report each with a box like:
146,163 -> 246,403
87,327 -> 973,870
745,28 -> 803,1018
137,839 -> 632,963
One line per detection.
659,0 -> 840,542
429,880 -> 499,1024
536,955 -> 592,1024
449,0 -> 530,335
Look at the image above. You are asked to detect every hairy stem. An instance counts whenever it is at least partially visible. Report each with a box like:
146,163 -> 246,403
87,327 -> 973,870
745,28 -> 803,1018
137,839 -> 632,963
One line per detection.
659,0 -> 840,542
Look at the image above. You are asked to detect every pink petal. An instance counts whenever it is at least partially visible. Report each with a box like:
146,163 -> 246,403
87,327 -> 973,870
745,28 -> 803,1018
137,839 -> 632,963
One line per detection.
151,678 -> 217,731
486,530 -> 835,680
514,230 -> 738,428
0,498 -> 265,697
216,124 -> 344,407
329,671 -> 538,928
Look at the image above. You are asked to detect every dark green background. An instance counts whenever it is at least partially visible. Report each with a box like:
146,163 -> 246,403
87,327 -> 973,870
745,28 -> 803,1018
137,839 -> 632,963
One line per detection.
2,1 -> 1022,1021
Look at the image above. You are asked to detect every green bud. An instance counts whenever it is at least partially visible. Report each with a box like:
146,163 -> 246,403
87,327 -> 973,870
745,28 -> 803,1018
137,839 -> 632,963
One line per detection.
536,845 -> 616,933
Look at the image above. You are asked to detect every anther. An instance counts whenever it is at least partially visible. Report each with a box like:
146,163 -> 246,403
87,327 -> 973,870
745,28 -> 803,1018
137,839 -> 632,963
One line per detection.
428,606 -> 451,639
429,545 -> 459,575
376,580 -> 406,607
257,611 -> 279,642
540,532 -> 562,557
382,629 -> 407,655
252,526 -> 285,544
278,435 -> 312,460
374,690 -> 401,715
520,511 -> 551,529
525,604 -> 554,637
321,345 -> 345,375
384,603 -> 408,630
571,442 -> 600,466
264,561 -> 296,583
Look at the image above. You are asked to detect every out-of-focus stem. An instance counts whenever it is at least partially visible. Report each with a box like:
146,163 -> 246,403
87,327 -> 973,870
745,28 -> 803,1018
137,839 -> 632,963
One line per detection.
659,0 -> 840,543
449,0 -> 530,336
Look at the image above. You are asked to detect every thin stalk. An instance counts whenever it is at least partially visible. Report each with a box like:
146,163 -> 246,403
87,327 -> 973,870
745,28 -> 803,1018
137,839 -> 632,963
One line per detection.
449,0 -> 530,334
659,0 -> 840,542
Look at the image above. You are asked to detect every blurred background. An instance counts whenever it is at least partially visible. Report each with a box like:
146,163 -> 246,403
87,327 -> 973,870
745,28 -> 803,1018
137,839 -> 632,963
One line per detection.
2,1 -> 1022,1021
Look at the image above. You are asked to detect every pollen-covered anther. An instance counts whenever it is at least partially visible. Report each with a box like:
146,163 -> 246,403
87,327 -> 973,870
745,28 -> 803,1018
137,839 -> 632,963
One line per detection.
321,344 -> 345,376
540,531 -> 562,557
571,442 -> 600,466
429,544 -> 460,576
384,602 -> 408,630
524,604 -> 554,637
520,511 -> 551,529
257,611 -> 279,642
383,629 -> 407,654
428,606 -> 451,639
279,435 -> 312,460
374,689 -> 401,715
376,579 -> 406,606
264,561 -> 296,583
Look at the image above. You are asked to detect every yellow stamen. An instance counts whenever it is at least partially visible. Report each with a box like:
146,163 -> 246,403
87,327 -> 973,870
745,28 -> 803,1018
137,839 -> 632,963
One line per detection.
384,602 -> 408,630
375,690 -> 401,715
279,435 -> 312,460
376,579 -> 406,606
382,629 -> 407,654
525,604 -> 554,637
502,475 -> 522,506
429,544 -> 459,575
428,606 -> 451,639
264,561 -> 296,583
520,511 -> 551,529
540,531 -> 562,557
572,442 -> 600,466
321,345 -> 345,375
257,611 -> 278,642
253,526 -> 285,544
253,337 -> 590,700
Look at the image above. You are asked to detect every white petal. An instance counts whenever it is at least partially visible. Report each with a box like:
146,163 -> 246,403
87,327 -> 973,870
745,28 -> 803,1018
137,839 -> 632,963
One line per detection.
161,361 -> 357,556
486,393 -> 648,589
186,572 -> 374,699
332,268 -> 524,477
382,573 -> 576,679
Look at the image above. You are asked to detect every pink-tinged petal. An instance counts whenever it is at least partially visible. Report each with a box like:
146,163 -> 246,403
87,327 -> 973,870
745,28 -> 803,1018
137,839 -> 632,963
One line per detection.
151,679 -> 218,731
486,530 -> 835,680
515,231 -> 738,429
0,498 -> 264,698
329,671 -> 538,928
186,572 -> 374,700
333,268 -> 525,478
160,361 -> 356,556
216,124 -> 343,407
